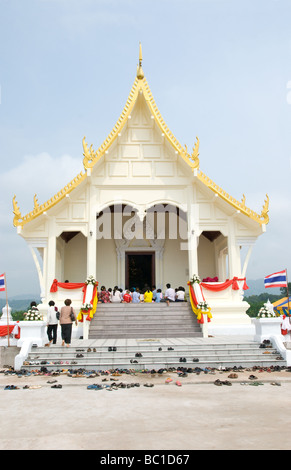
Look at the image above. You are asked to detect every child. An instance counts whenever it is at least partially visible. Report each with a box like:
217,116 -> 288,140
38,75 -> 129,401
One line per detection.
155,289 -> 163,303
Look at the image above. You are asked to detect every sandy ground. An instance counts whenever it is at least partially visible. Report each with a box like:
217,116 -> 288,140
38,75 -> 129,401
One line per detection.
0,365 -> 291,451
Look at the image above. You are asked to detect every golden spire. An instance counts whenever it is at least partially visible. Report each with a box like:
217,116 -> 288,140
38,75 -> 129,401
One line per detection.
136,42 -> 144,80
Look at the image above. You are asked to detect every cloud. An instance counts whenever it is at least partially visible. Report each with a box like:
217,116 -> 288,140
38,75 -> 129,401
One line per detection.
0,152 -> 83,217
0,153 -> 83,296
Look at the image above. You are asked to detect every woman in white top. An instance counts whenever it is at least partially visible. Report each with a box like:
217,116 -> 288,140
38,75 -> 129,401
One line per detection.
175,287 -> 185,302
46,300 -> 59,345
111,287 -> 122,302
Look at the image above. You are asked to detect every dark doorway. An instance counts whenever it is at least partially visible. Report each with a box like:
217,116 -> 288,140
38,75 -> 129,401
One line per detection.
125,252 -> 155,290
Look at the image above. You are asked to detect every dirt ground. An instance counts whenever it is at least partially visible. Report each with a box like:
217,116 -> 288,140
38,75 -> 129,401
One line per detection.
0,365 -> 290,451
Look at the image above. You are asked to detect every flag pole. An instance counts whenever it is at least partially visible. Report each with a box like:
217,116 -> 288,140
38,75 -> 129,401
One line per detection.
286,268 -> 290,317
4,273 -> 10,347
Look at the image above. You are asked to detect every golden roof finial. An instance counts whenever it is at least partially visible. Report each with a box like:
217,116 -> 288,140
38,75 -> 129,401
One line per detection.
12,195 -> 22,227
136,42 -> 144,80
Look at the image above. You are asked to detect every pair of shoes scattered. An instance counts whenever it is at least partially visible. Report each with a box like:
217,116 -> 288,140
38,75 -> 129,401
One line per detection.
214,379 -> 232,386
228,373 -> 238,378
178,371 -> 188,377
51,384 -> 62,388
144,383 -> 154,387
130,359 -> 138,364
87,384 -> 103,390
165,377 -> 173,383
192,358 -> 199,362
270,382 -> 281,386
179,357 -> 187,363
108,347 -> 117,352
76,354 -> 83,358
249,375 -> 258,380
4,385 -> 19,390
135,352 -> 143,357
168,347 -> 174,350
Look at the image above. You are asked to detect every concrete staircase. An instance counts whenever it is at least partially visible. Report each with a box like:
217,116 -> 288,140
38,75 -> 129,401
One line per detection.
17,303 -> 288,372
88,302 -> 202,339
20,340 -> 287,372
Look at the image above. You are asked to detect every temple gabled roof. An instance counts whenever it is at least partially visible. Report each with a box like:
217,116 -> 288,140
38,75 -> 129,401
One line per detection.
13,45 -> 269,228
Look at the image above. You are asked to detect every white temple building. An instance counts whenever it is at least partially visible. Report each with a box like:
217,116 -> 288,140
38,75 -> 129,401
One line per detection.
13,45 -> 269,335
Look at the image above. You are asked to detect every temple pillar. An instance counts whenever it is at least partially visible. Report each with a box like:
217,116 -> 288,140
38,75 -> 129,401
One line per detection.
46,219 -> 57,301
87,182 -> 97,279
186,186 -> 199,277
227,218 -> 242,278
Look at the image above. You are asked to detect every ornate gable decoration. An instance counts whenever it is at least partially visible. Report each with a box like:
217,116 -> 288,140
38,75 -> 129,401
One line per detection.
13,44 -> 269,227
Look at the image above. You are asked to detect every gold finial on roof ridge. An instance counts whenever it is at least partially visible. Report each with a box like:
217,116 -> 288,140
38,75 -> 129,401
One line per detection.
136,42 -> 144,80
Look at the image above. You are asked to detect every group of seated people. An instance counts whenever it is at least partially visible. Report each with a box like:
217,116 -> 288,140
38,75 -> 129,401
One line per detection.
98,284 -> 186,306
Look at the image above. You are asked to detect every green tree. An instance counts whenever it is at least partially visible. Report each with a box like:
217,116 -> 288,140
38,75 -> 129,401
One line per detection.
280,282 -> 291,297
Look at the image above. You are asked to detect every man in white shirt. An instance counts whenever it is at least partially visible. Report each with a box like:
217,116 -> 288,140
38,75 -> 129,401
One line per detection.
164,283 -> 175,306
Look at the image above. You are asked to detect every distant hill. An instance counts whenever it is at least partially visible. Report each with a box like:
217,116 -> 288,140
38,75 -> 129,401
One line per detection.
0,295 -> 41,312
0,279 -> 282,311
245,279 -> 281,297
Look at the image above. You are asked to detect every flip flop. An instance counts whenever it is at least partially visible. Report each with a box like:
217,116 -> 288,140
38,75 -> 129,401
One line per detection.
176,380 -> 182,386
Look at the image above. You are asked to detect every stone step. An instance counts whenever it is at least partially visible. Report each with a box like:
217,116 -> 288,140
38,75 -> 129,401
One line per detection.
89,302 -> 202,340
21,342 -> 287,371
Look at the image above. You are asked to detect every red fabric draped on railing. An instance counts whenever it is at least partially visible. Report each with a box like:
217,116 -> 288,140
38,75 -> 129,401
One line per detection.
200,277 -> 249,292
0,324 -> 20,338
50,279 -> 86,293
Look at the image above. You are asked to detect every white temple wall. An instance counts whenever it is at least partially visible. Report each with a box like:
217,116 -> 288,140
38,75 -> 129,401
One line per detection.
197,235 -> 216,280
96,238 -> 118,289
63,232 -> 87,282
163,238 -> 188,289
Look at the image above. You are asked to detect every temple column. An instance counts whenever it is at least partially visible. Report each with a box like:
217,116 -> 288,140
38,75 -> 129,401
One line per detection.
87,180 -> 97,279
227,218 -> 242,278
186,186 -> 199,277
46,218 -> 57,302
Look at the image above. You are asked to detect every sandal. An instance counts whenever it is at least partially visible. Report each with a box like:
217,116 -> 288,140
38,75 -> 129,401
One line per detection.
214,379 -> 223,386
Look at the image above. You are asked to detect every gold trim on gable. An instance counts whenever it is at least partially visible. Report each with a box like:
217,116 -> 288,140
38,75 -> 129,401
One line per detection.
13,171 -> 86,227
13,72 -> 269,227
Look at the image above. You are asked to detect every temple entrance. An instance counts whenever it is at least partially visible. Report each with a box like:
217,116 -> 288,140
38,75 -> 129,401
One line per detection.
125,252 -> 155,290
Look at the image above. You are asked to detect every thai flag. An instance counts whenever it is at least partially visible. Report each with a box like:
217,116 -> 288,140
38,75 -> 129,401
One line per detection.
0,273 -> 5,292
264,270 -> 287,288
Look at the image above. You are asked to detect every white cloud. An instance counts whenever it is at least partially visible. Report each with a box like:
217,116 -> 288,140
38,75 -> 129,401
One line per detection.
0,153 -> 83,297
0,152 -> 83,216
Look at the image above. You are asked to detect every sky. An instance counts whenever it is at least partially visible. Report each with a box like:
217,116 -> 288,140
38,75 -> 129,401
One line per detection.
0,0 -> 291,298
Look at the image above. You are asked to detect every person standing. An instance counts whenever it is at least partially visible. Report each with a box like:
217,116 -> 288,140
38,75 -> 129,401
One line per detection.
59,299 -> 77,347
46,300 -> 59,345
